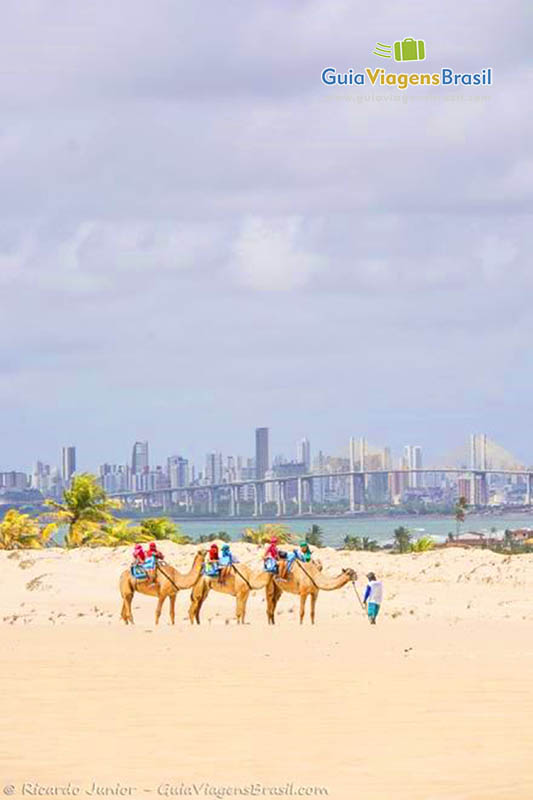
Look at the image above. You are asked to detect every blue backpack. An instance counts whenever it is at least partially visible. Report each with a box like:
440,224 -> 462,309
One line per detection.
264,557 -> 278,574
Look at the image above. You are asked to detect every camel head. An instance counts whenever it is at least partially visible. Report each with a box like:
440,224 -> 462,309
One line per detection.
342,568 -> 357,581
195,548 -> 207,559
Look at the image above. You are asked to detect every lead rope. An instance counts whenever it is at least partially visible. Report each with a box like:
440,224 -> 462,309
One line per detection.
294,558 -> 320,589
230,562 -> 253,590
351,580 -> 371,624
155,562 -> 182,592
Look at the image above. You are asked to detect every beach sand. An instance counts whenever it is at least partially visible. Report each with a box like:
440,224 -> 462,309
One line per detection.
1,542 -> 532,799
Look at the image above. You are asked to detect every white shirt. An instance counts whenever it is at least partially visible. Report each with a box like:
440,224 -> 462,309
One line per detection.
367,580 -> 383,604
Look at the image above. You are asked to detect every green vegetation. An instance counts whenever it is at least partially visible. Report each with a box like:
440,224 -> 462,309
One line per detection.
45,473 -> 119,547
394,526 -> 412,553
0,509 -> 57,550
196,531 -> 232,543
410,535 -> 435,552
241,523 -> 293,544
454,496 -> 469,538
305,524 -> 324,547
342,535 -> 380,551
136,517 -> 191,543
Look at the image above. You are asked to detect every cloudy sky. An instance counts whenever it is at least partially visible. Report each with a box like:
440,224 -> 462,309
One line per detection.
1,0 -> 531,472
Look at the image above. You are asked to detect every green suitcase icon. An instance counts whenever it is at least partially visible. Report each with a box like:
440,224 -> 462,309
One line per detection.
394,38 -> 426,62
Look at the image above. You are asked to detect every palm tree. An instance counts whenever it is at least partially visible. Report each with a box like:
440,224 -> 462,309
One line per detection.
305,524 -> 324,547
454,496 -> 469,538
361,537 -> 379,551
394,526 -> 411,553
45,473 -> 118,547
242,523 -> 293,545
0,509 -> 56,550
342,535 -> 362,551
137,517 -> 191,544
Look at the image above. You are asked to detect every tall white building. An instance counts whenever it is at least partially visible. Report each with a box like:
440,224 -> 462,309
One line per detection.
404,445 -> 423,488
349,437 -> 367,470
131,441 -> 149,474
167,456 -> 189,488
297,438 -> 311,471
62,446 -> 76,485
470,434 -> 488,470
205,452 -> 223,484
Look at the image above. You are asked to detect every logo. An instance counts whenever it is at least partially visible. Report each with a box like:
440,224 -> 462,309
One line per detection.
373,38 -> 426,62
321,38 -> 493,91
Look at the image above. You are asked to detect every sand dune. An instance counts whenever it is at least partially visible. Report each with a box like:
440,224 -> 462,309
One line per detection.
1,543 -> 532,799
2,541 -> 533,626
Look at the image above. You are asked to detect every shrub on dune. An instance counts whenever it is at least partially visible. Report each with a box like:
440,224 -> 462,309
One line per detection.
242,523 -> 293,544
411,536 -> 435,552
0,509 -> 57,550
137,517 -> 191,544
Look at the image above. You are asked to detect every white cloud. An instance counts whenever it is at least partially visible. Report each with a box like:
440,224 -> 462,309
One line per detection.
0,0 -> 532,467
231,216 -> 323,291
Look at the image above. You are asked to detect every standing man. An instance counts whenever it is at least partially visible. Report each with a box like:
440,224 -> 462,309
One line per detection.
363,572 -> 383,625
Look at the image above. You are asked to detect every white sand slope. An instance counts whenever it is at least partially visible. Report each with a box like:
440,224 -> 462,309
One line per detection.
1,541 -> 533,626
1,543 -> 533,799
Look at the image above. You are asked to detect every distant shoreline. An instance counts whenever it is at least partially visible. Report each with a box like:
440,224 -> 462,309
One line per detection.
115,508 -> 533,522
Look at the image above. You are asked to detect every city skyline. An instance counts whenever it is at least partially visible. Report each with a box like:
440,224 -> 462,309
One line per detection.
15,428 -> 529,484
3,427 -> 533,515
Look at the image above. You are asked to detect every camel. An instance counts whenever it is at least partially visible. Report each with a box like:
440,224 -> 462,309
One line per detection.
119,549 -> 206,625
266,560 -> 357,625
188,562 -> 275,625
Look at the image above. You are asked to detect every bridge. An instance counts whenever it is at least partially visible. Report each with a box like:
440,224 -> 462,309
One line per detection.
110,466 -> 533,517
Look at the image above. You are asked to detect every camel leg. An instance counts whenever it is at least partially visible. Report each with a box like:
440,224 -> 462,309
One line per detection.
265,583 -> 273,624
188,589 -> 199,625
236,590 -> 248,624
189,584 -> 208,625
169,592 -> 176,625
195,586 -> 210,624
121,592 -> 134,625
155,593 -> 165,625
265,585 -> 274,624
299,592 -> 308,625
267,584 -> 281,624
310,591 -> 318,625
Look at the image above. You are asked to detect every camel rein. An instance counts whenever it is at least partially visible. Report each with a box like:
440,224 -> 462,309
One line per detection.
294,559 -> 320,589
294,562 -> 366,623
155,563 -> 182,592
154,561 -> 253,593
230,562 -> 253,590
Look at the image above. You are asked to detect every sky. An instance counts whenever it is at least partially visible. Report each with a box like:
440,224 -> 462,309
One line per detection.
1,0 -> 532,472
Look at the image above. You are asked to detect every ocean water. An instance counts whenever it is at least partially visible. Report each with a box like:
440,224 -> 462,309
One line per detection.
166,512 -> 533,547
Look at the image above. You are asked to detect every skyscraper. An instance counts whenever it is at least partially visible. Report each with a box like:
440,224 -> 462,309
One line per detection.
61,446 -> 76,484
131,441 -> 149,474
470,434 -> 488,470
297,438 -> 311,472
205,452 -> 223,484
167,456 -> 189,488
404,445 -> 423,488
255,427 -> 269,480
